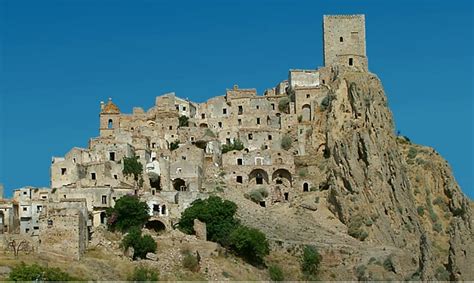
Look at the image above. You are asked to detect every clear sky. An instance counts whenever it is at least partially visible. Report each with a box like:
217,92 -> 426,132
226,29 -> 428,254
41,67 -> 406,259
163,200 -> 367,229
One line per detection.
0,0 -> 472,199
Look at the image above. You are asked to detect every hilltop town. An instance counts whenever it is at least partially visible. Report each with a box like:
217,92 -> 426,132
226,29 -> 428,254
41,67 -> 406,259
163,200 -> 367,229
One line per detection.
0,15 -> 472,281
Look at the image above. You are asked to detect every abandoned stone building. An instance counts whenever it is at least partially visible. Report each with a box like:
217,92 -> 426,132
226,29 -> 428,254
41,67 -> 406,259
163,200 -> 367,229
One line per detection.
0,14 -> 368,259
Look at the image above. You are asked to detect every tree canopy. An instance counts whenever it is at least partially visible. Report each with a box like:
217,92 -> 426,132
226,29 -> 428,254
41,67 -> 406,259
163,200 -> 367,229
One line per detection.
107,195 -> 150,232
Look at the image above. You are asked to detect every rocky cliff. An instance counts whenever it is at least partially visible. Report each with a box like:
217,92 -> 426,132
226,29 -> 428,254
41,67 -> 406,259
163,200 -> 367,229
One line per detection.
223,67 -> 473,280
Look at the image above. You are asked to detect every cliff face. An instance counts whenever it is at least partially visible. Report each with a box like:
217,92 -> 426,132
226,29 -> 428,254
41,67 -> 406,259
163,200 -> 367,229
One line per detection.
318,68 -> 472,280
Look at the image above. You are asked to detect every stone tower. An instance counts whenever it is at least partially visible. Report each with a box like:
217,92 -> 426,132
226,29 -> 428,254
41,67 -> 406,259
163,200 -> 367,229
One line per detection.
99,98 -> 121,137
323,15 -> 368,71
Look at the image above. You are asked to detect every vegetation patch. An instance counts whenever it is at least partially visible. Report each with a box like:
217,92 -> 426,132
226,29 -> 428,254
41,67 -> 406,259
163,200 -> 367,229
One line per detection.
229,225 -> 269,265
121,227 -> 157,260
128,265 -> 159,281
281,135 -> 292,151
9,262 -> 79,281
268,264 -> 284,281
222,139 -> 244,154
170,140 -> 180,151
407,147 -> 418,159
123,156 -> 143,181
301,245 -> 322,280
347,214 -> 369,241
182,250 -> 200,272
178,115 -> 189,127
278,97 -> 290,113
106,195 -> 150,232
248,188 -> 269,203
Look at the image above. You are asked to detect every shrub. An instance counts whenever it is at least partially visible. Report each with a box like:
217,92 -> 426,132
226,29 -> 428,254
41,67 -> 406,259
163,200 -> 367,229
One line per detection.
170,140 -> 180,151
281,135 -> 292,151
301,245 -> 322,280
106,195 -> 150,232
122,227 -> 157,260
205,128 -> 216,137
348,215 -> 368,241
407,147 -> 418,159
297,115 -> 303,122
178,115 -> 189,127
278,97 -> 290,113
123,156 -> 143,181
248,188 -> 269,203
433,222 -> 443,233
178,196 -> 239,246
128,266 -> 159,282
9,262 -> 78,281
417,206 -> 425,216
268,264 -> 284,281
221,139 -> 244,154
182,251 -> 199,272
320,95 -> 333,111
383,256 -> 395,272
229,225 -> 270,265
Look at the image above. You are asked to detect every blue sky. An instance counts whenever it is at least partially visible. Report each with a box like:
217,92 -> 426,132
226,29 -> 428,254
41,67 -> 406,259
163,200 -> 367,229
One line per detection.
0,0 -> 472,199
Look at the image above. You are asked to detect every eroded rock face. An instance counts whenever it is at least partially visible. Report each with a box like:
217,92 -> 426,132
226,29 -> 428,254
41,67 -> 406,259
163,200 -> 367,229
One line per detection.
316,68 -> 473,280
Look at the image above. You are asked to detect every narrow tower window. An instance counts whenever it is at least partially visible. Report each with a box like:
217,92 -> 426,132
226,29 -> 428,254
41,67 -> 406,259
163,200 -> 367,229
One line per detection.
340,37 -> 344,42
108,119 -> 113,129
349,58 -> 353,66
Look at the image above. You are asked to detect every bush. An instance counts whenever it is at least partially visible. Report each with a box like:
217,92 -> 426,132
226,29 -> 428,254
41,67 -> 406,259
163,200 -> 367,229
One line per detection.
433,222 -> 443,233
297,115 -> 303,122
182,251 -> 199,272
9,262 -> 78,281
123,156 -> 143,181
278,97 -> 290,113
383,256 -> 395,272
229,225 -> 270,265
320,95 -> 333,111
204,128 -> 215,137
248,188 -> 269,203
178,196 -> 239,246
348,215 -> 368,241
128,266 -> 159,282
268,265 -> 284,281
170,140 -> 180,151
222,139 -> 244,154
281,135 -> 292,151
407,147 -> 418,159
178,115 -> 189,127
417,206 -> 425,216
435,266 -> 450,281
106,195 -> 150,232
122,227 -> 157,260
301,245 -> 322,280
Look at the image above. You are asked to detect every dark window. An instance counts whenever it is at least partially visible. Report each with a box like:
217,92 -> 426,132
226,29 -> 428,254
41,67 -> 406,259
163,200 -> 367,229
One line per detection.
268,135 -> 272,140
182,156 -> 186,160
340,36 -> 343,42
114,175 -> 118,180
109,152 -> 115,161
183,106 -> 186,111
218,122 -> 222,128
256,173 -> 263,185
91,173 -> 96,180
256,118 -> 260,125
226,138 -> 231,144
22,207 -> 27,211
284,192 -> 289,201
349,58 -> 353,66
248,133 -> 253,140
238,106 -> 243,115
101,195 -> 107,204
201,113 -> 206,119
61,168 -> 67,175
152,190 -> 155,195
236,176 -> 243,183
169,126 -> 173,130
237,158 -> 243,165
256,105 -> 259,110
48,219 -> 53,226
223,108 -> 227,114
238,119 -> 242,125
271,103 -> 275,110
152,142 -> 156,148
108,119 -> 113,129
176,105 -> 179,110
303,183 -> 309,192
306,94 -> 310,98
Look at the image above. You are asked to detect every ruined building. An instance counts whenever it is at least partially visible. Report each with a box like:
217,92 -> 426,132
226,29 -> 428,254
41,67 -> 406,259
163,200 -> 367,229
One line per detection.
1,15 -> 368,258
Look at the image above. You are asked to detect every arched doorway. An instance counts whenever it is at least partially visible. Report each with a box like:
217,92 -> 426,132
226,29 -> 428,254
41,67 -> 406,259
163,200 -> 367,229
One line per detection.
249,169 -> 269,185
272,169 -> 292,187
303,182 -> 309,192
173,178 -> 187,191
145,220 -> 166,233
302,104 -> 311,121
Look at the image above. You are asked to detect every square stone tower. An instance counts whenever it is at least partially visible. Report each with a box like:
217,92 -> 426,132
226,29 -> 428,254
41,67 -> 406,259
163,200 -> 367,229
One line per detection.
323,15 -> 368,71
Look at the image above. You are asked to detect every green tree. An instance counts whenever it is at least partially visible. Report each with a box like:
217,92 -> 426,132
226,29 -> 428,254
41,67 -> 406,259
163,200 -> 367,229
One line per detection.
281,135 -> 292,151
170,140 -> 180,151
128,266 -> 159,282
106,195 -> 150,232
123,156 -> 143,181
122,227 -> 157,260
268,264 -> 284,281
229,225 -> 270,265
178,115 -> 189,127
9,262 -> 78,281
301,245 -> 322,280
178,196 -> 239,246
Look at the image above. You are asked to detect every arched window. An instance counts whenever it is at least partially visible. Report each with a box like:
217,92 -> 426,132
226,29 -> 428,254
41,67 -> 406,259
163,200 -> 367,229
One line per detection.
108,119 -> 113,129
340,36 -> 344,42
